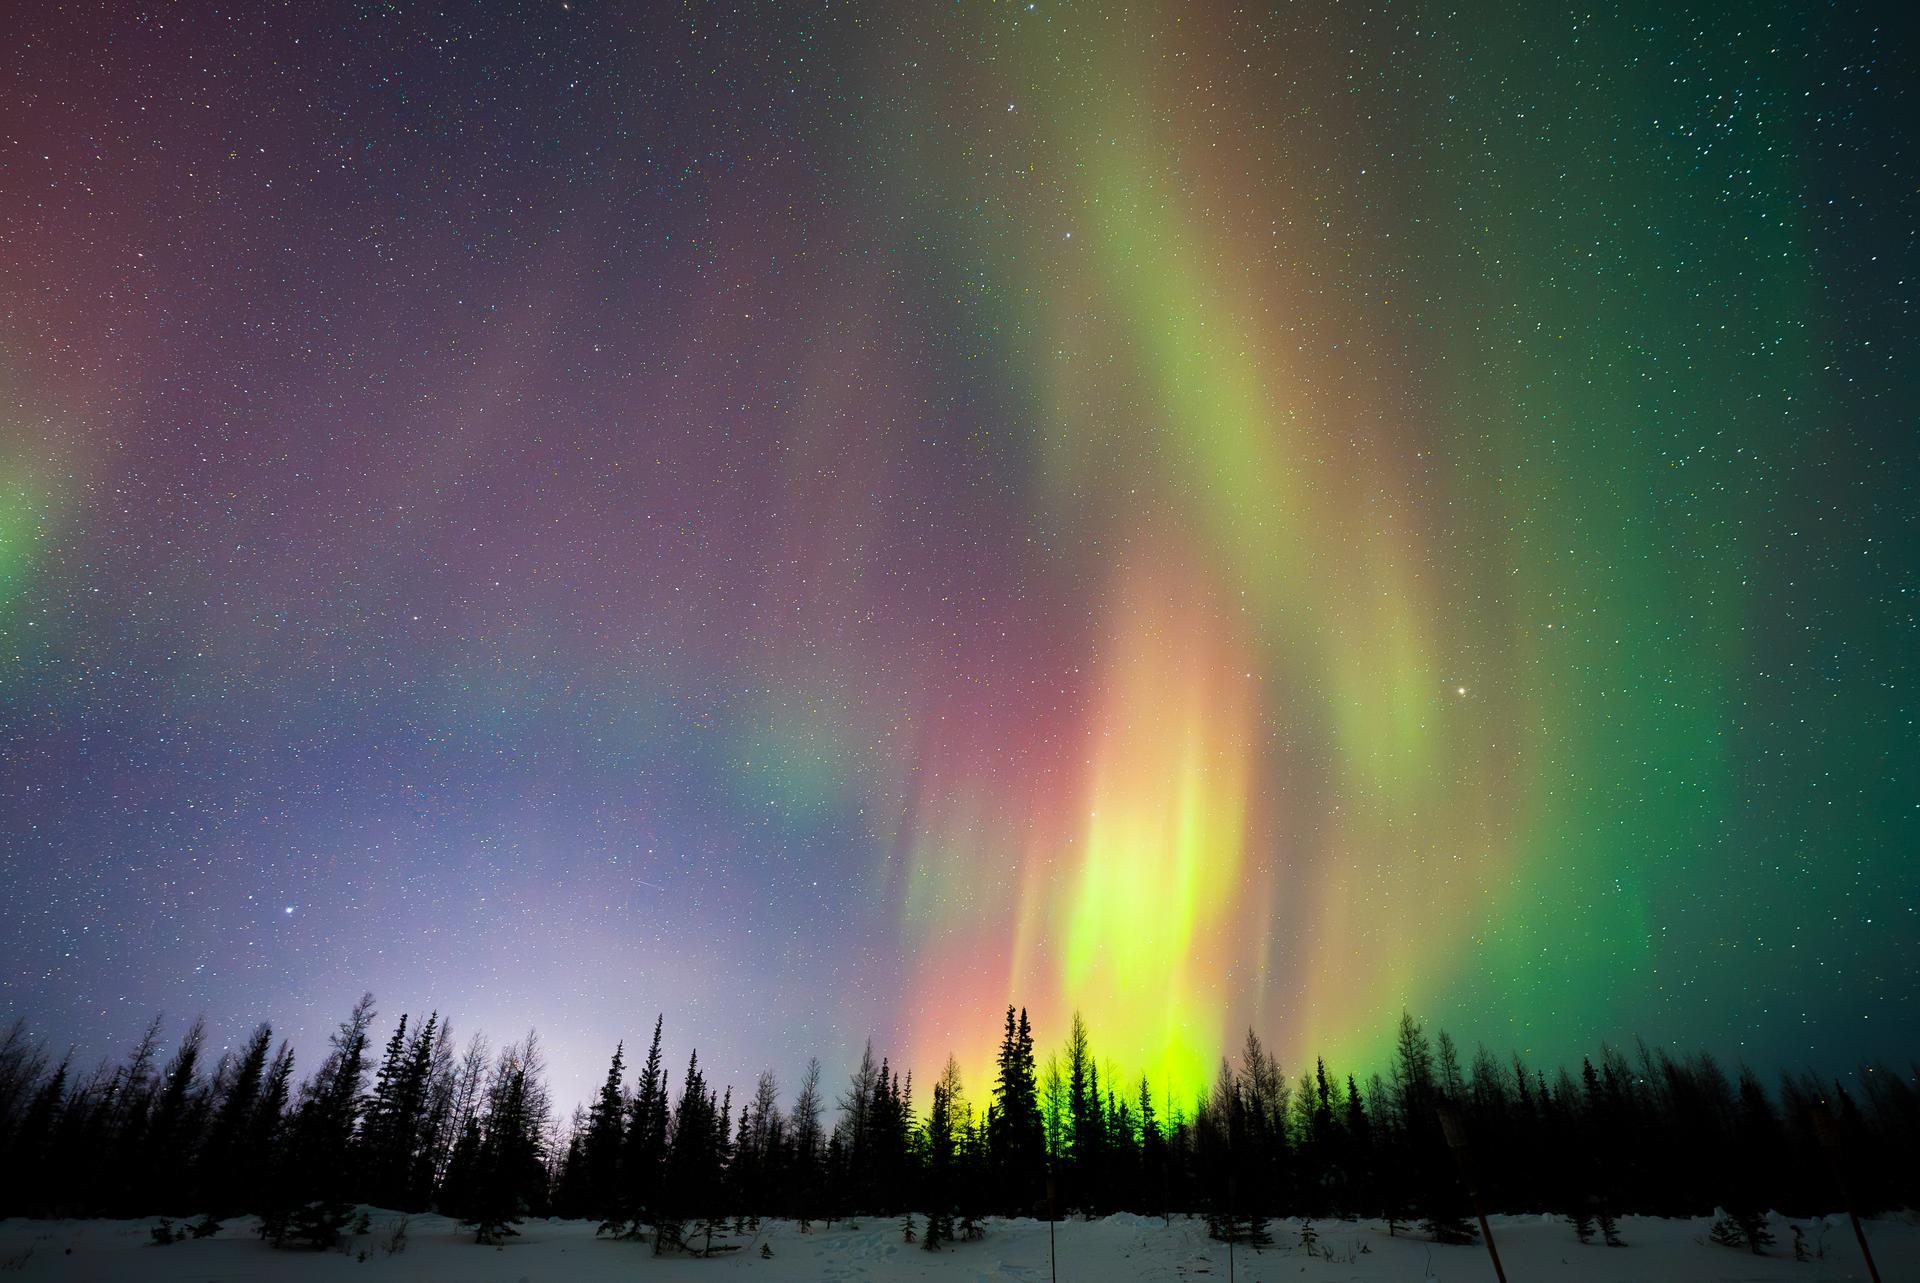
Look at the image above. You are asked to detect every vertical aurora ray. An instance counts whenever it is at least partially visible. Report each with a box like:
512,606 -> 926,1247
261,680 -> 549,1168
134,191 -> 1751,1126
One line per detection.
0,458 -> 46,612
0,374 -> 85,676
1053,558 -> 1260,1096
863,1 -> 1478,1093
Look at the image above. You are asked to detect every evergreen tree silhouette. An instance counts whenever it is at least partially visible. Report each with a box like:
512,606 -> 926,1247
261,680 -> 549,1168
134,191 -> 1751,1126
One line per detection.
3,1051 -> 68,1214
142,1018 -> 208,1206
659,1049 -> 722,1252
266,994 -> 373,1249
990,1006 -> 1045,1213
361,1012 -> 434,1210
462,1036 -> 548,1244
611,1015 -> 669,1237
0,994 -> 1916,1239
1342,1073 -> 1372,1217
105,1015 -> 165,1214
787,1057 -> 824,1226
1064,1012 -> 1099,1211
922,1059 -> 959,1250
198,1023 -> 271,1213
579,1042 -> 626,1223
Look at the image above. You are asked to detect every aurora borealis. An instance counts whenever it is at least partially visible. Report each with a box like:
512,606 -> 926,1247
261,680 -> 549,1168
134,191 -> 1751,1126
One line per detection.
1,1 -> 1912,1107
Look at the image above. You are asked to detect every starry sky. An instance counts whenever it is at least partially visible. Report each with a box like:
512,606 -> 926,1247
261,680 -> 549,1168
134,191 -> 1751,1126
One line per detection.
1,1 -> 1913,1110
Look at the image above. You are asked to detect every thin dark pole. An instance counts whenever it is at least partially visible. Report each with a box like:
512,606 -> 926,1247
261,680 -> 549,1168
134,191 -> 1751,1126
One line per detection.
1221,1175 -> 1236,1283
1438,1106 -> 1508,1283
1811,1102 -> 1883,1283
1226,1173 -> 1236,1283
1047,1168 -> 1058,1283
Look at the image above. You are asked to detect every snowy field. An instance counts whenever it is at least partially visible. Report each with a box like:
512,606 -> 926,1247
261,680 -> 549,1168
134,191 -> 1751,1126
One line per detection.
0,1208 -> 1912,1282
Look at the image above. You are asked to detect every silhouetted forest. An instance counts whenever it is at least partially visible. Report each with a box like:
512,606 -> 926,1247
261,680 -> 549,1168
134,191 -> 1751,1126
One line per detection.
0,1001 -> 1911,1254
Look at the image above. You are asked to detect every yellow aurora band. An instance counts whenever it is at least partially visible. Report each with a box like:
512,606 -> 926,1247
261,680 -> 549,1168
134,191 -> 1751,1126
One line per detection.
1053,558 -> 1259,1097
876,3 -> 1470,1099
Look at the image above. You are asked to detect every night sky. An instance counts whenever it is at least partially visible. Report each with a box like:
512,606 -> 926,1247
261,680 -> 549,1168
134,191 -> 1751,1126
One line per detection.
2,1 -> 1913,1110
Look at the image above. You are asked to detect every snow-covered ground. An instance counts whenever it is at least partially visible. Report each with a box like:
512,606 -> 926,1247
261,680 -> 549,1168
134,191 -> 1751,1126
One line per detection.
0,1208 -> 1911,1281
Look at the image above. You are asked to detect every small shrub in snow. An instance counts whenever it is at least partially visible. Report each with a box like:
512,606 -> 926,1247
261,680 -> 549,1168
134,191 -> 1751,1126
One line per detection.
261,1200 -> 356,1251
1206,1208 -> 1271,1248
1423,1210 -> 1477,1245
1319,1238 -> 1366,1265
151,1214 -> 222,1245
1711,1209 -> 1773,1255
692,1214 -> 738,1257
649,1216 -> 687,1255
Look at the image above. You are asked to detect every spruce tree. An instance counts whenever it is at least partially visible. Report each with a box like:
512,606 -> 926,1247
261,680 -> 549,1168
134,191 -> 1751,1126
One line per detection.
106,1014 -> 166,1212
243,1042 -> 295,1214
551,1111 -> 589,1218
1064,1013 -> 1097,1211
1138,1077 -> 1167,1218
267,994 -> 373,1249
837,1041 -> 881,1209
784,1056 -> 824,1226
360,1014 -> 411,1207
923,1058 -> 961,1250
1434,1030 -> 1465,1101
990,1006 -> 1045,1213
580,1042 -> 626,1223
612,1015 -> 669,1237
460,1034 -> 549,1245
1342,1073 -> 1372,1217
439,1114 -> 485,1228
731,1069 -> 781,1225
396,1013 -> 445,1207
198,1023 -> 271,1213
657,1049 -> 719,1253
141,1018 -> 207,1208
3,1053 -> 68,1214
410,1019 -> 455,1206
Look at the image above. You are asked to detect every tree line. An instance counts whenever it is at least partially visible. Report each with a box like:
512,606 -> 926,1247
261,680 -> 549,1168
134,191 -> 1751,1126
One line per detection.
0,999 -> 1911,1254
